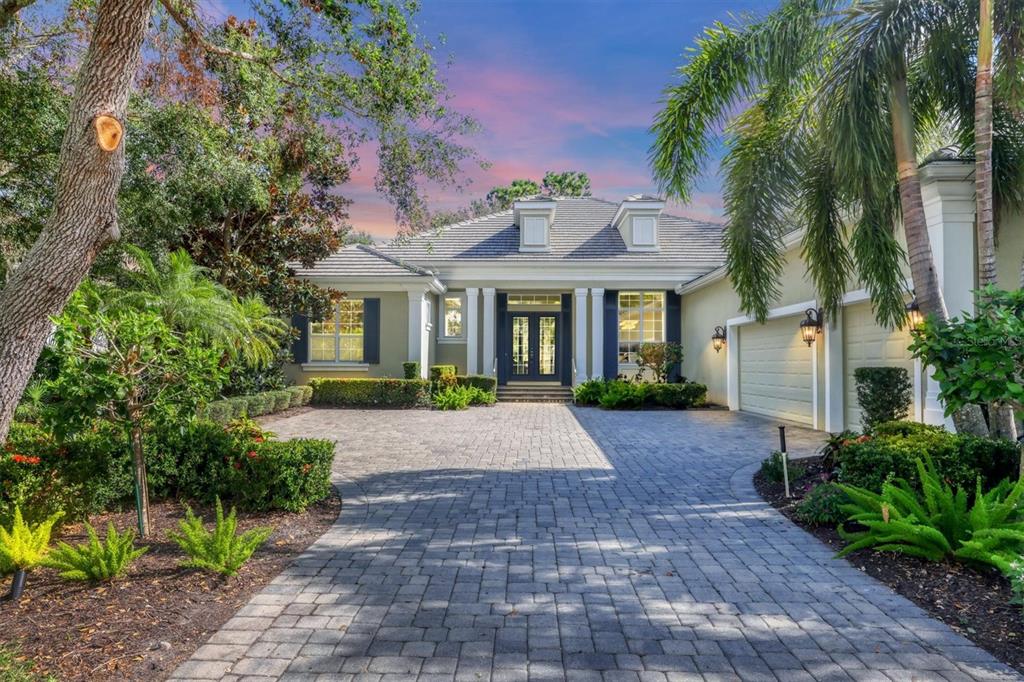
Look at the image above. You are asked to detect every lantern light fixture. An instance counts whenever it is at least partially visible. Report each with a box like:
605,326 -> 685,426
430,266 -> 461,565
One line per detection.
799,308 -> 823,346
905,295 -> 923,330
711,326 -> 727,353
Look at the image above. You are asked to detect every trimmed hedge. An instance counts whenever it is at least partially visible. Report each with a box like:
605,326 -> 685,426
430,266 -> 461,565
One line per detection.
429,365 -> 457,380
853,366 -> 912,429
203,386 -> 313,424
310,378 -> 431,408
402,362 -> 420,379
573,379 -> 708,410
456,375 -> 497,394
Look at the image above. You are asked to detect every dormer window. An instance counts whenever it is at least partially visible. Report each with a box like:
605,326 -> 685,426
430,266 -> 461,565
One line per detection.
514,197 -> 556,252
613,195 -> 664,252
632,216 -> 657,246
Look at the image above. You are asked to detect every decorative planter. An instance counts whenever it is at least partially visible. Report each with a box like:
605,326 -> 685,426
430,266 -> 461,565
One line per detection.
5,568 -> 26,601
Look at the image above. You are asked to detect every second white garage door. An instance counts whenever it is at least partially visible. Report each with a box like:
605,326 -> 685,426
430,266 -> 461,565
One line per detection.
739,317 -> 814,426
843,302 -> 917,430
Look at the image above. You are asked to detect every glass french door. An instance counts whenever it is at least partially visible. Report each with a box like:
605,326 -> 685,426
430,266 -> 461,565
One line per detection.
510,313 -> 558,380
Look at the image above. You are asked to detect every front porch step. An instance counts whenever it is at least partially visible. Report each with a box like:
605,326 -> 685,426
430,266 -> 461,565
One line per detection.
497,385 -> 575,403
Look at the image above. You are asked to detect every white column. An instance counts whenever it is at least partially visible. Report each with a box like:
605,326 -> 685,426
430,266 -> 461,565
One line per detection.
482,288 -> 496,377
823,310 -> 845,432
574,288 -> 589,384
590,288 -> 604,380
407,290 -> 428,378
920,162 -> 976,428
726,323 -> 739,410
465,288 -> 479,375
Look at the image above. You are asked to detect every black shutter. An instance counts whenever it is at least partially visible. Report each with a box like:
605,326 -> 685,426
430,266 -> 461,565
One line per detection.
290,312 -> 309,364
665,291 -> 682,382
560,293 -> 572,386
363,298 -> 381,364
603,290 -> 618,380
496,293 -> 509,384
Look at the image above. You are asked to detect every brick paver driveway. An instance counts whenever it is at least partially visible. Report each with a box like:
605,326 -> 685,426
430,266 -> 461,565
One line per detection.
172,405 -> 1019,681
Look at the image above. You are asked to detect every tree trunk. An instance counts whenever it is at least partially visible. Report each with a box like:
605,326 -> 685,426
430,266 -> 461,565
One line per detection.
0,0 -> 153,444
889,66 -> 990,437
976,0 -> 997,287
130,415 -> 151,537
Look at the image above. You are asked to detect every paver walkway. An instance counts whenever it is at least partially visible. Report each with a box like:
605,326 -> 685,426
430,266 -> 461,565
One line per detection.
172,405 -> 1020,682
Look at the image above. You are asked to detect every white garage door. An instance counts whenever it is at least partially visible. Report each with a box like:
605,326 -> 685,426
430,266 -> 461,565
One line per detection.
843,302 -> 916,430
739,317 -> 814,426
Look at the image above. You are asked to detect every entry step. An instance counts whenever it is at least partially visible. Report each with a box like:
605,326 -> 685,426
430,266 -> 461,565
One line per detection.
497,384 -> 575,403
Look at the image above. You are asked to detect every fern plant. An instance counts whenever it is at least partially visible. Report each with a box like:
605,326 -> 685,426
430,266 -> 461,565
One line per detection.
170,499 -> 272,576
43,522 -> 148,581
0,507 -> 62,570
836,456 -> 1024,572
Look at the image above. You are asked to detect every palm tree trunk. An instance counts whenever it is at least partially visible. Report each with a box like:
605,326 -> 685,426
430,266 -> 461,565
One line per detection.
0,0 -> 153,444
889,66 -> 990,437
976,0 -> 998,287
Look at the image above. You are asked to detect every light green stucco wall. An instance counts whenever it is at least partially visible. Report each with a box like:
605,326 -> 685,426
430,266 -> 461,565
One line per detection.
285,290 -> 410,383
996,211 -> 1023,289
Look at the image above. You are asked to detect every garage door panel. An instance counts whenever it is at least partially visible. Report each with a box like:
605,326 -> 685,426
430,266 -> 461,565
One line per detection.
739,318 -> 813,426
843,302 -> 916,429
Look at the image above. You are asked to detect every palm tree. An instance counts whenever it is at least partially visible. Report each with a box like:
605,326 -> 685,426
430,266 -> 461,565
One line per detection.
119,246 -> 287,368
651,0 -> 1024,435
977,0 -> 997,288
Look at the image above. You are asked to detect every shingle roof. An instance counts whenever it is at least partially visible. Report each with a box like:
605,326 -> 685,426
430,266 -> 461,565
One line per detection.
378,197 -> 725,263
290,244 -> 433,278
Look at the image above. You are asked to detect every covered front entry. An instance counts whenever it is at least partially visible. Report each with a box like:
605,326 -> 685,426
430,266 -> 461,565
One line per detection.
509,312 -> 559,380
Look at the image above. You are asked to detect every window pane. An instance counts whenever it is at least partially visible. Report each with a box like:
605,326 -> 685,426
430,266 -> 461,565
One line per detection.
311,300 -> 364,362
311,335 -> 335,362
508,294 -> 561,306
444,296 -> 463,337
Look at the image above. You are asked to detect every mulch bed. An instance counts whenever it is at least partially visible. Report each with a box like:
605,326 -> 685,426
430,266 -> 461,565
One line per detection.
754,457 -> 1024,674
0,493 -> 341,681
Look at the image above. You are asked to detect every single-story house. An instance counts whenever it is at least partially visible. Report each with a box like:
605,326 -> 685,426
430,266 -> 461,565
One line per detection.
288,157 -> 1024,432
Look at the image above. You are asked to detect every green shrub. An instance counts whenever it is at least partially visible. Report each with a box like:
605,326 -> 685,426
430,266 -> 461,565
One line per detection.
466,386 -> 496,406
148,420 -> 238,500
0,508 -> 62,571
43,522 -> 147,581
206,401 -> 234,424
646,382 -> 708,408
295,385 -> 313,405
170,499 -> 272,577
225,397 -> 250,419
402,362 -> 420,379
433,386 -> 473,410
269,389 -> 292,412
456,375 -> 497,395
837,422 -> 1018,494
598,381 -> 647,409
246,393 -> 274,416
310,378 -> 430,408
217,438 -> 334,512
853,367 -> 912,429
837,457 -> 1024,572
429,365 -> 457,381
573,379 -> 607,405
794,483 -> 848,526
285,386 -> 306,407
1009,561 -> 1024,613
759,451 -> 805,483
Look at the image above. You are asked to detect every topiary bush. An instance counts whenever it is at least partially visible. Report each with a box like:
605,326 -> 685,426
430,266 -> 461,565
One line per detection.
310,378 -> 430,408
853,366 -> 912,430
285,386 -> 306,407
402,362 -> 420,379
270,390 -> 292,412
429,365 -> 457,381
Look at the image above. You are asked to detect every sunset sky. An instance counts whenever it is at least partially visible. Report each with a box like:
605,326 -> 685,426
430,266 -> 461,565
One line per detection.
222,1 -> 777,237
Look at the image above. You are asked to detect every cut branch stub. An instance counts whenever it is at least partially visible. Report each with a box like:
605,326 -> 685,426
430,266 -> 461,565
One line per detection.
94,115 -> 124,152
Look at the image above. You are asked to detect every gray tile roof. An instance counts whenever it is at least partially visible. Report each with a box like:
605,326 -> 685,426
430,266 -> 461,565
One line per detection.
379,197 -> 725,263
290,244 -> 433,278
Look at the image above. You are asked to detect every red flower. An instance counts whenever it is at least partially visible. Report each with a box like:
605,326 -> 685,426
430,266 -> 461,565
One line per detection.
253,436 -> 265,444
247,451 -> 259,459
233,461 -> 243,470
856,434 -> 872,444
11,454 -> 40,465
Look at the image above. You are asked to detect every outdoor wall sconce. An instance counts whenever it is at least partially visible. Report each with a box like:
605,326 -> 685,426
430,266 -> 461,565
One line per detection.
905,296 -> 923,330
711,326 -> 727,353
799,308 -> 823,346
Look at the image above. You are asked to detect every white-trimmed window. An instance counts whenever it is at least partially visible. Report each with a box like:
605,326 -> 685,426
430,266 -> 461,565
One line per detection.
310,299 -> 364,362
441,294 -> 464,339
618,291 -> 664,364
